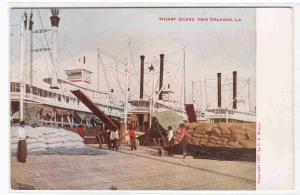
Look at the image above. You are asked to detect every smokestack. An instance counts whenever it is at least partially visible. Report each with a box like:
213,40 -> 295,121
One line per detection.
233,71 -> 237,109
83,56 -> 86,64
50,8 -> 60,89
140,55 -> 145,99
159,54 -> 164,100
217,73 -> 221,108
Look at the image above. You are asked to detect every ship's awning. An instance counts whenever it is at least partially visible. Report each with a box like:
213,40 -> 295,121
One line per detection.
75,112 -> 86,121
151,110 -> 183,131
24,103 -> 44,121
54,107 -> 73,116
42,106 -> 54,118
11,111 -> 19,118
91,116 -> 101,123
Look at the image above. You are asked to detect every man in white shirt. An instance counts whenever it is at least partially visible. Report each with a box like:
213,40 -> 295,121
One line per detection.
167,126 -> 174,157
17,121 -> 27,163
110,129 -> 119,151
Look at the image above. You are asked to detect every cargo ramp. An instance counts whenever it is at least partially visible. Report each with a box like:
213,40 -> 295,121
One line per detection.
185,104 -> 197,123
71,89 -> 118,130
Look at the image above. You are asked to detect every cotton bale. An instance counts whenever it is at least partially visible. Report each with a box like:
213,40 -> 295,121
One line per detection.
200,138 -> 208,142
228,124 -> 244,135
228,141 -> 241,148
220,137 -> 229,143
211,127 -> 222,137
220,134 -> 232,139
187,122 -> 199,129
195,123 -> 211,132
188,128 -> 195,134
239,140 -> 256,149
208,138 -> 217,145
192,132 -> 202,139
215,140 -> 224,146
219,127 -> 231,135
206,143 -> 217,147
244,127 -> 256,140
209,135 -> 220,141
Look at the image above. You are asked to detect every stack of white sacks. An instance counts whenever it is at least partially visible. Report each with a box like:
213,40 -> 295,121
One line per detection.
11,126 -> 85,153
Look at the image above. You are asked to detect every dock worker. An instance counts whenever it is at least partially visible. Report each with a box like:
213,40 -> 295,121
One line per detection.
76,124 -> 85,138
110,129 -> 119,151
178,123 -> 188,158
167,126 -> 174,157
128,125 -> 137,150
17,121 -> 27,163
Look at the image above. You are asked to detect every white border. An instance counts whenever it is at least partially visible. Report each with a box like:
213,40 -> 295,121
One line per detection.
1,1 -> 299,195
256,7 -> 293,190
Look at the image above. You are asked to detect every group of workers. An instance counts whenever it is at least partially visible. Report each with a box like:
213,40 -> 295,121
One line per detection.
107,123 -> 188,157
108,125 -> 137,151
77,124 -> 138,152
15,121 -> 188,164
165,123 -> 188,158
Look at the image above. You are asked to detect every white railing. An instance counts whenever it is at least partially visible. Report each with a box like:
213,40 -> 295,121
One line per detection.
11,91 -> 123,118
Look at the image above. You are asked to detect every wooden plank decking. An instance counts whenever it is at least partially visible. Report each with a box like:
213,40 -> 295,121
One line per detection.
11,145 -> 256,190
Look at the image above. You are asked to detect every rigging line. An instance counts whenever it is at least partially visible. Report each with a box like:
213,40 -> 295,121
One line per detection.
129,43 -> 138,77
98,50 -> 111,92
125,70 -> 153,76
197,78 -> 247,82
35,11 -> 52,79
59,40 -> 76,66
179,57 -> 184,107
58,37 -> 77,66
41,57 -> 52,80
35,26 -> 52,79
101,63 -> 127,75
97,54 -> 126,75
10,23 -> 21,27
153,57 -> 180,99
58,25 -> 78,65
204,76 -> 208,108
31,35 -> 51,80
100,50 -> 126,64
106,65 -> 119,96
143,74 -> 153,97
114,58 -> 124,95
163,60 -> 183,95
107,58 -> 122,95
197,83 -> 236,87
37,9 -> 65,96
226,80 -> 249,108
163,51 -> 182,81
164,48 -> 182,62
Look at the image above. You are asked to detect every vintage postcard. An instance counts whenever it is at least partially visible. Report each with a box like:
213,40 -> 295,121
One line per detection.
8,5 -> 293,192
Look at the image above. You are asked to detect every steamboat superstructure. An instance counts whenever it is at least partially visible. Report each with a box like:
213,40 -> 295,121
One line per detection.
10,8 -> 255,132
10,9 -> 124,128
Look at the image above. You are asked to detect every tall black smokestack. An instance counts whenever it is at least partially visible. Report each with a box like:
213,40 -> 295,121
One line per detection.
217,73 -> 221,108
233,71 -> 237,109
140,55 -> 145,99
159,54 -> 164,100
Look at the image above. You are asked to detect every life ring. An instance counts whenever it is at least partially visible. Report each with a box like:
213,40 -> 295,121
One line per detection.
200,112 -> 205,118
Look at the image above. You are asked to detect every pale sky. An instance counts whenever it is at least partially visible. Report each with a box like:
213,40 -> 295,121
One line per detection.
10,8 -> 256,111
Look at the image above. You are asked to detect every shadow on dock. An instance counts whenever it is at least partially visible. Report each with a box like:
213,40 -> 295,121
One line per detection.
173,144 -> 256,162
